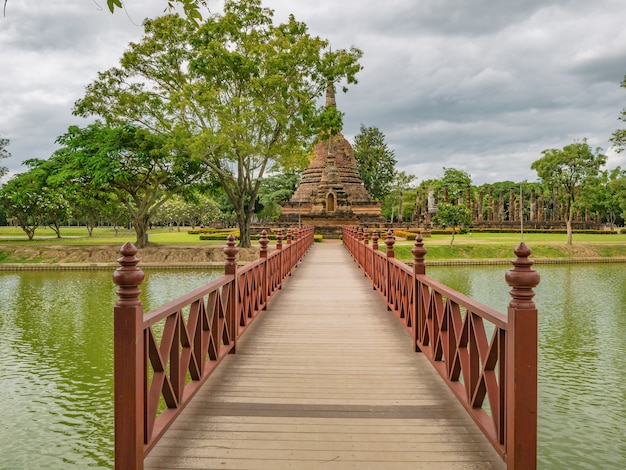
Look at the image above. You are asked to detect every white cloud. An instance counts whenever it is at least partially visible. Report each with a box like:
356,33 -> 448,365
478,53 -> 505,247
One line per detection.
1,0 -> 624,185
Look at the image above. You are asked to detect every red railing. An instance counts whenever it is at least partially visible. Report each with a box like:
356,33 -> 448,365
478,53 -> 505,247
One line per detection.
343,226 -> 539,470
112,227 -> 314,470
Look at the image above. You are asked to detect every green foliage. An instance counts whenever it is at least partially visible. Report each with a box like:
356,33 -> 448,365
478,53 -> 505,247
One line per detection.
0,162 -> 71,240
75,1 -> 362,247
53,123 -> 206,247
0,135 -> 9,179
106,0 -> 207,24
437,167 -> 472,202
610,75 -> 626,154
531,138 -> 607,244
433,202 -> 473,246
353,125 -> 397,201
255,171 -> 301,223
381,170 -> 416,222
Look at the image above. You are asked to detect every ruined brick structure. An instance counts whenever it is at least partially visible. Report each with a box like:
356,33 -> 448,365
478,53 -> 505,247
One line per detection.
278,85 -> 384,236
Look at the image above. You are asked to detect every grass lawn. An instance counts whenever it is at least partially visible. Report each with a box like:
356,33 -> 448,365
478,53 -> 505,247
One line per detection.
1,226 -> 625,261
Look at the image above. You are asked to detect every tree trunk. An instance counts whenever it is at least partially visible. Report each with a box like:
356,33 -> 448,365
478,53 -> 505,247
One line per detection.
238,213 -> 252,248
566,206 -> 573,245
450,227 -> 456,246
133,217 -> 150,248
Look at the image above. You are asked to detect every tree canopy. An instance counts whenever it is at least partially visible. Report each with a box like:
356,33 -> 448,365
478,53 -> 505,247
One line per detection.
52,124 -> 206,247
352,125 -> 396,201
531,138 -> 606,244
75,0 -> 362,247
610,75 -> 626,153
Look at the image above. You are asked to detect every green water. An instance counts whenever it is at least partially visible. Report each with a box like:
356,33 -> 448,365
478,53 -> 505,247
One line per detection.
1,264 -> 624,469
0,269 -> 221,469
429,263 -> 626,470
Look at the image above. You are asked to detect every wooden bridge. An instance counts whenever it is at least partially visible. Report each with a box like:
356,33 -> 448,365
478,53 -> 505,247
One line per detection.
112,227 -> 539,469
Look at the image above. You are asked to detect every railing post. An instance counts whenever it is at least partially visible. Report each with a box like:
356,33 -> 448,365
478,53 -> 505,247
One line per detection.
504,242 -> 540,470
371,230 -> 379,290
286,228 -> 293,274
411,234 -> 427,353
357,227 -> 363,268
276,229 -> 283,285
384,230 -> 395,308
112,242 -> 145,470
259,229 -> 269,309
224,234 -> 239,352
363,228 -> 369,277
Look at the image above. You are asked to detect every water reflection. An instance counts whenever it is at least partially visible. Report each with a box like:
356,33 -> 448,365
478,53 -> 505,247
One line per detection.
0,269 -> 221,469
429,263 -> 626,470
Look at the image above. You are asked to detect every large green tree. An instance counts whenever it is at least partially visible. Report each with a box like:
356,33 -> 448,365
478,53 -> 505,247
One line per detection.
74,0 -> 362,247
0,160 -> 71,240
352,125 -> 397,201
610,75 -> 626,153
53,124 -> 205,247
531,138 -> 607,244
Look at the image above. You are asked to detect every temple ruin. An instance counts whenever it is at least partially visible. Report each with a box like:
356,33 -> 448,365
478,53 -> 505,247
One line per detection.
277,85 -> 385,236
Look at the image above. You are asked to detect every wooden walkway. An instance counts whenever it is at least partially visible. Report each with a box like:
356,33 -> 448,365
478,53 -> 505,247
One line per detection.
144,243 -> 506,470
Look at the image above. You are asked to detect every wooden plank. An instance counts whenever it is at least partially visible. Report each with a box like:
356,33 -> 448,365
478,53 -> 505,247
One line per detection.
145,243 -> 506,470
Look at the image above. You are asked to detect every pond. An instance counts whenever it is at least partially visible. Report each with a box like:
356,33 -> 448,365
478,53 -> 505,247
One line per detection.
1,263 -> 624,469
428,263 -> 626,470
0,268 -> 222,469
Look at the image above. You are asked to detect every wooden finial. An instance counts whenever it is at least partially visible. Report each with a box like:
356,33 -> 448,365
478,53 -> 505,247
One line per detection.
276,229 -> 283,250
363,228 -> 369,245
385,230 -> 395,258
372,230 -> 379,250
259,230 -> 269,258
411,234 -> 427,275
112,242 -> 145,307
505,242 -> 540,309
224,234 -> 239,275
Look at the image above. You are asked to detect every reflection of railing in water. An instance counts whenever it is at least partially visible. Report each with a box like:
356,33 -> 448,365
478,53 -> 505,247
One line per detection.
111,227 -> 314,469
343,226 -> 540,470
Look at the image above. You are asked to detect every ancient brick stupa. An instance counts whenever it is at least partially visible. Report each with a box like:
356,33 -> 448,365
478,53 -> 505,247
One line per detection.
277,85 -> 385,236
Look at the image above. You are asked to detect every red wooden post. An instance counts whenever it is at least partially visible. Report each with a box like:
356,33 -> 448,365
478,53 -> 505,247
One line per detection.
411,234 -> 427,352
363,228 -> 369,277
384,230 -> 395,308
112,242 -> 145,470
371,230 -> 379,291
276,229 -> 283,285
286,228 -> 293,273
224,234 -> 239,352
259,230 -> 269,307
384,229 -> 395,258
504,242 -> 539,470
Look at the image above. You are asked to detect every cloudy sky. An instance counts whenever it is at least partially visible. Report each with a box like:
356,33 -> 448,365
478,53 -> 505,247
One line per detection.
1,0 -> 625,185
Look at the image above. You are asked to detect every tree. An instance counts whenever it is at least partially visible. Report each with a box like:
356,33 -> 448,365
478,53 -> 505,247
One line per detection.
433,202 -> 473,246
531,138 -> 606,244
437,167 -> 472,203
74,1 -> 362,247
352,125 -> 397,201
107,0 -> 207,24
53,124 -> 206,247
610,75 -> 626,153
256,171 -> 301,223
0,135 -> 9,180
0,162 -> 70,240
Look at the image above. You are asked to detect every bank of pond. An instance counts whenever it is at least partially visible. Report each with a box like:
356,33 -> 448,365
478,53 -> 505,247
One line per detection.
0,264 -> 624,469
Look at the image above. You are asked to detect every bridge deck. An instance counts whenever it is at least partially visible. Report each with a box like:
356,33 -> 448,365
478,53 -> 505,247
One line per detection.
144,243 -> 506,470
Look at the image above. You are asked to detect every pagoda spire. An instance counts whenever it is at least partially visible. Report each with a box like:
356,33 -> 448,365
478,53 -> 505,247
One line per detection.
325,82 -> 336,108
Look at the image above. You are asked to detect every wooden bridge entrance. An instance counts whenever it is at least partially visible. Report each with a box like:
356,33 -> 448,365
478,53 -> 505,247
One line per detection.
140,242 -> 505,469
